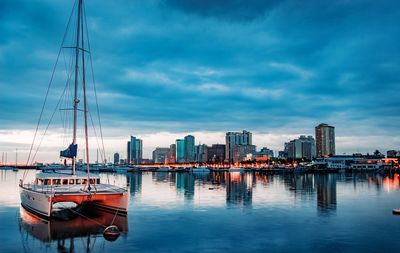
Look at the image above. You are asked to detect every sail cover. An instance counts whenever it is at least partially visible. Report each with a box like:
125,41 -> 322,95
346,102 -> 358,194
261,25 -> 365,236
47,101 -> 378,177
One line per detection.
60,144 -> 78,158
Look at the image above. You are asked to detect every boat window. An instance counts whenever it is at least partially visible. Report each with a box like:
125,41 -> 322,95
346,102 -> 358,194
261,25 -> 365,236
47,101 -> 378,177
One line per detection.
89,179 -> 95,184
44,179 -> 51,185
37,179 -> 44,185
69,179 -> 75,184
83,179 -> 88,185
62,179 -> 68,185
76,179 -> 81,184
53,179 -> 61,185
96,178 -> 100,184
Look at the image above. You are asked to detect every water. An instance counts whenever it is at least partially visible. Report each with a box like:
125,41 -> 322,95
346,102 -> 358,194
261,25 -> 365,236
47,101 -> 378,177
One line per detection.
1,170 -> 400,253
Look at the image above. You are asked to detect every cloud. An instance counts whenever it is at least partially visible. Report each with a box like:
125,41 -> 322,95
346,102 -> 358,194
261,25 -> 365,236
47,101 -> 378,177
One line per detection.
1,0 -> 400,161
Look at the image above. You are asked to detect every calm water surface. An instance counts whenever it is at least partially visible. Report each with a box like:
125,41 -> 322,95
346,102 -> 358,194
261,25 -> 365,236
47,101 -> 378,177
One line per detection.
1,170 -> 400,252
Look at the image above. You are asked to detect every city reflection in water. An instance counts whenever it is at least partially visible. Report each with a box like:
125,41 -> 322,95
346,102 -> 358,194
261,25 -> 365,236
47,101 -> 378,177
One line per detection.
19,207 -> 128,252
226,172 -> 253,207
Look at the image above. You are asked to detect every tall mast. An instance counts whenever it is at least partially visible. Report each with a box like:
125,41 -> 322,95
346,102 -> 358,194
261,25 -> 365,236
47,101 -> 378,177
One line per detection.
72,0 -> 82,175
80,0 -> 91,182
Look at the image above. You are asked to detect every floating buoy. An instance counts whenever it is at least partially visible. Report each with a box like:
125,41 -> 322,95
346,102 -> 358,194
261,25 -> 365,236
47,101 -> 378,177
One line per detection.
393,208 -> 400,215
103,225 -> 120,241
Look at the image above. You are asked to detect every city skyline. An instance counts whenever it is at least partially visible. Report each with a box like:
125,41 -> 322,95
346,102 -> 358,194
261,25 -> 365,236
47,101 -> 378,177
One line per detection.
1,0 -> 400,162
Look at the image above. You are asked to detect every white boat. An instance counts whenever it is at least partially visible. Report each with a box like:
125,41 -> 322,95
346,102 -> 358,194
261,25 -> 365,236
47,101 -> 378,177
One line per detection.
19,0 -> 129,218
229,167 -> 244,173
191,167 -> 211,173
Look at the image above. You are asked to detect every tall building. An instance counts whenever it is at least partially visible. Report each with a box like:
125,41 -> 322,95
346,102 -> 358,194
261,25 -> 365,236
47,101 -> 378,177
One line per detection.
176,139 -> 185,163
195,144 -> 208,163
127,136 -> 143,164
225,130 -> 252,163
113,152 -> 120,165
169,144 -> 176,163
127,141 -> 131,164
152,147 -> 170,164
184,135 -> 195,163
207,144 -> 226,163
315,123 -> 335,157
287,135 -> 316,160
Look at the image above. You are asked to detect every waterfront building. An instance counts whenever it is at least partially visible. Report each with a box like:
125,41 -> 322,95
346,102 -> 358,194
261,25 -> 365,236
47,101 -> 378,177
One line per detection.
127,141 -> 131,164
195,144 -> 208,163
225,130 -> 252,163
232,144 -> 256,163
152,147 -> 170,164
315,123 -> 335,157
387,150 -> 399,158
207,144 -> 226,163
169,144 -> 176,164
287,135 -> 316,160
184,135 -> 195,163
113,152 -> 120,165
176,139 -> 185,163
258,147 -> 274,157
127,136 -> 143,164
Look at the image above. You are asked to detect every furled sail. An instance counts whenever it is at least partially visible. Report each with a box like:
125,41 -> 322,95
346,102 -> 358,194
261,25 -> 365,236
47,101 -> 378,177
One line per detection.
60,144 -> 78,158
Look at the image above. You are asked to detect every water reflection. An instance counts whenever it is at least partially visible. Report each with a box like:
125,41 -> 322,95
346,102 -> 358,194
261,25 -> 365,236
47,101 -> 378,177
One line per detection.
176,173 -> 195,200
315,174 -> 337,214
19,207 -> 128,252
128,172 -> 142,197
226,172 -> 253,207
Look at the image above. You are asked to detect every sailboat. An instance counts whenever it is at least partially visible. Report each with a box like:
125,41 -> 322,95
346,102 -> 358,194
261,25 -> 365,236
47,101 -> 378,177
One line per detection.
19,0 -> 129,218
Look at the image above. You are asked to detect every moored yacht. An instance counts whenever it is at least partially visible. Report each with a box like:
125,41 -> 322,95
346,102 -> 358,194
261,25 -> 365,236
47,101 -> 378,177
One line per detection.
20,171 -> 129,217
19,0 -> 129,218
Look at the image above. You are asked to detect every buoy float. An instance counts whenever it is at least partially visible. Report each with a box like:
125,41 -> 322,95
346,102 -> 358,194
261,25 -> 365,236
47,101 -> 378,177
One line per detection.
103,225 -> 120,241
393,209 -> 400,215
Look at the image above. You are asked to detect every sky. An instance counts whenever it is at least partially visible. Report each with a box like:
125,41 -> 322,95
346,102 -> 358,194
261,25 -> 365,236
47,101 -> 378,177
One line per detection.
0,0 -> 400,163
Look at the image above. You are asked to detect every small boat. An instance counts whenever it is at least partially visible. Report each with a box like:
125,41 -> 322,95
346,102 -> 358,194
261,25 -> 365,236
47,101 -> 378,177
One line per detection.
393,208 -> 400,215
191,167 -> 210,173
229,167 -> 244,173
157,167 -> 170,172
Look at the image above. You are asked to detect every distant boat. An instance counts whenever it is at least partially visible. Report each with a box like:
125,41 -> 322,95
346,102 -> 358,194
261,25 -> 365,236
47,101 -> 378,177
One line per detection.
393,208 -> 400,215
157,167 -> 170,172
19,0 -> 129,218
229,167 -> 244,173
191,167 -> 210,173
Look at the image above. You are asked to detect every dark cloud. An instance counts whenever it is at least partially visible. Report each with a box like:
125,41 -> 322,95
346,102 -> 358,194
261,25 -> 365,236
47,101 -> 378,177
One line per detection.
162,0 -> 283,21
0,0 -> 400,144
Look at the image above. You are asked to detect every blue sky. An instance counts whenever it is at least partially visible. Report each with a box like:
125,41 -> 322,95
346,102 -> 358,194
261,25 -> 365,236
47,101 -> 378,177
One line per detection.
0,0 -> 399,162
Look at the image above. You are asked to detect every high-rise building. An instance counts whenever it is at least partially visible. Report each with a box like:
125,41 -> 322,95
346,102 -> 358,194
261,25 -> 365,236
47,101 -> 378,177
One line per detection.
225,130 -> 252,163
195,144 -> 208,163
127,136 -> 143,164
127,141 -> 131,164
184,135 -> 195,163
287,135 -> 316,160
113,152 -> 120,165
152,147 -> 170,164
169,144 -> 176,164
207,144 -> 225,163
176,139 -> 185,163
315,123 -> 335,157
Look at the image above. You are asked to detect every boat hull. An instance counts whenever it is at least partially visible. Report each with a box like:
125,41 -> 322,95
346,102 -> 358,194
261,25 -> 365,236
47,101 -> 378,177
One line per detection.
20,186 -> 129,218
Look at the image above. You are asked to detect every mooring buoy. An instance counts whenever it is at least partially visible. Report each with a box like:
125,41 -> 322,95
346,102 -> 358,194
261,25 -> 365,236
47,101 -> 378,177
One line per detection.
103,225 -> 120,241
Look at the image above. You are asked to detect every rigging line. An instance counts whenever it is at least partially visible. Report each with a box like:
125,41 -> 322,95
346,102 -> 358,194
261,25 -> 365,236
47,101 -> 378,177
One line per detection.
23,0 -> 77,181
83,2 -> 106,163
29,71 -> 73,167
88,109 -> 104,163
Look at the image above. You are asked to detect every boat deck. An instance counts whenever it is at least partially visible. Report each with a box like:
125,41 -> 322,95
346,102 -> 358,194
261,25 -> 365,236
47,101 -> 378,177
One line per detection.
22,183 -> 127,195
